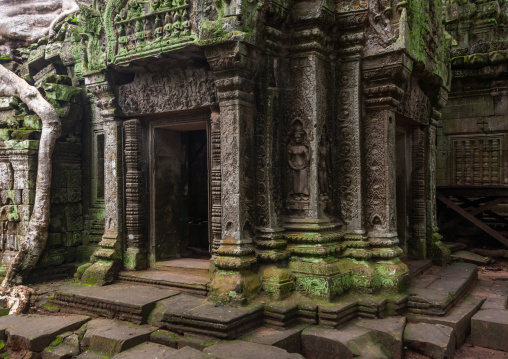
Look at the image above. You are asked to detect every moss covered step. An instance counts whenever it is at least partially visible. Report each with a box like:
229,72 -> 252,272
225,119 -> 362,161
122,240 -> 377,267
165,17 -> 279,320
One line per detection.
52,283 -> 180,324
118,268 -> 209,296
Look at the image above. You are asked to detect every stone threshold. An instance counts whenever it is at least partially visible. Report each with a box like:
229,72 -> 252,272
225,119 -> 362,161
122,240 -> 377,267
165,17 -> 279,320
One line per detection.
118,269 -> 209,296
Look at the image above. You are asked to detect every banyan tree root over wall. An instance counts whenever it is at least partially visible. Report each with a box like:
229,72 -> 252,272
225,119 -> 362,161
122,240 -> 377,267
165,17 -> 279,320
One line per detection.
0,64 -> 61,313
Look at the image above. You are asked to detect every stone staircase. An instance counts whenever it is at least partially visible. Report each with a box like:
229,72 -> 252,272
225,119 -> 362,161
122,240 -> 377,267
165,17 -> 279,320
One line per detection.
5,259 -> 504,358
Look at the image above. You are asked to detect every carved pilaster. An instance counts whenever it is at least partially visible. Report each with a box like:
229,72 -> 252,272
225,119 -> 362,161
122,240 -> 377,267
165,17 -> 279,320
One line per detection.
427,106 -> 451,265
361,51 -> 411,291
205,42 -> 260,304
124,119 -> 147,270
410,126 -> 426,258
336,31 -> 366,243
255,55 -> 292,299
81,74 -> 123,286
210,107 -> 222,256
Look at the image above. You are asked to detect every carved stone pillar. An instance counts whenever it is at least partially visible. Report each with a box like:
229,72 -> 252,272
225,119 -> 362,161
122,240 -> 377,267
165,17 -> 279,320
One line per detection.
205,42 -> 260,304
81,74 -> 123,285
282,33 -> 343,300
362,52 -> 410,291
427,105 -> 451,265
209,107 -> 222,256
410,126 -> 426,258
123,119 -> 147,270
255,55 -> 292,299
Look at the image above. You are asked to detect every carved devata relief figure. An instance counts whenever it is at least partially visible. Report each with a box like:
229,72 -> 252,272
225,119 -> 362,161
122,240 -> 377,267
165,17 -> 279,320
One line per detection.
368,0 -> 398,46
288,120 -> 310,202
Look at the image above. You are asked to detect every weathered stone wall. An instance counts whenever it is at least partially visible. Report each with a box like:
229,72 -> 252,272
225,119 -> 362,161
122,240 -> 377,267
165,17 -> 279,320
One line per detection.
0,0 -> 451,302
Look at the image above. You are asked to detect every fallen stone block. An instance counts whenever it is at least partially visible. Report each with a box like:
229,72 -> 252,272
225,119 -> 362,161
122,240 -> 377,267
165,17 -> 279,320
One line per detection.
41,332 -> 80,359
302,326 -> 388,359
407,295 -> 484,347
471,308 -> 508,352
204,340 -> 305,359
355,316 -> 406,359
5,314 -> 90,352
82,318 -> 156,356
404,322 -> 455,359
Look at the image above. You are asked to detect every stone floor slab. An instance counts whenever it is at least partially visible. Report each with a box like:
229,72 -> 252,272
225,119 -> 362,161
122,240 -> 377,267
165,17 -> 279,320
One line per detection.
471,308 -> 508,352
164,346 -> 211,359
82,318 -> 156,356
240,324 -> 307,353
404,322 -> 455,359
112,342 -> 176,358
4,314 -> 90,352
204,341 -> 304,359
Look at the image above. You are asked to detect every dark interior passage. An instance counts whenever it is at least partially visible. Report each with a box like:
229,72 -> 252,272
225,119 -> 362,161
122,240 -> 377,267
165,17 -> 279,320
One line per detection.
152,126 -> 209,261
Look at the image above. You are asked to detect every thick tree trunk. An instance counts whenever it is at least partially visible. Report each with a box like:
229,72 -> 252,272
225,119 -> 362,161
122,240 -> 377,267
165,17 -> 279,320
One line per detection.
0,64 -> 61,313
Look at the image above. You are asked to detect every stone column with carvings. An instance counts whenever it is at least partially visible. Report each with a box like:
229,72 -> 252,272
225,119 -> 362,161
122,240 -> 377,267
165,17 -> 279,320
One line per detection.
362,52 -> 411,291
81,74 -> 124,285
282,29 -> 344,301
427,93 -> 451,265
255,53 -> 292,300
205,42 -> 260,304
123,119 -> 147,270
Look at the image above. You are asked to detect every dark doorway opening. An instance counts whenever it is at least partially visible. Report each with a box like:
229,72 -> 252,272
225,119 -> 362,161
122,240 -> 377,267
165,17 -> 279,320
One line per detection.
152,123 -> 210,263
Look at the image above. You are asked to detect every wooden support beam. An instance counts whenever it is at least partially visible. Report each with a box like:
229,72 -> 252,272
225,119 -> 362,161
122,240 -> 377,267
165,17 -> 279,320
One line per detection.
437,192 -> 508,247
441,196 -> 508,231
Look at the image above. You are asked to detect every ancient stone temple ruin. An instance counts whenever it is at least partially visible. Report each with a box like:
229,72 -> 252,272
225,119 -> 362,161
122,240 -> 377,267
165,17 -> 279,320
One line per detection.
0,0 -> 452,305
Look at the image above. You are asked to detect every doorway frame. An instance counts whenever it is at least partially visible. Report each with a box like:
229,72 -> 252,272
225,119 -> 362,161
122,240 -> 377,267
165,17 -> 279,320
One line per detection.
147,110 -> 211,267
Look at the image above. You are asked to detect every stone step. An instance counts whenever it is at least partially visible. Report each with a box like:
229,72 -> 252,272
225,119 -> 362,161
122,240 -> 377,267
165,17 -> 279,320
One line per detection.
111,342 -> 176,358
301,325 -> 390,359
150,293 -> 263,339
119,269 -> 209,296
204,341 -> 305,359
82,318 -> 156,356
0,314 -> 90,353
471,308 -> 508,352
407,294 -> 485,347
407,262 -> 478,315
403,322 -> 455,359
52,283 -> 180,324
156,258 -> 210,277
